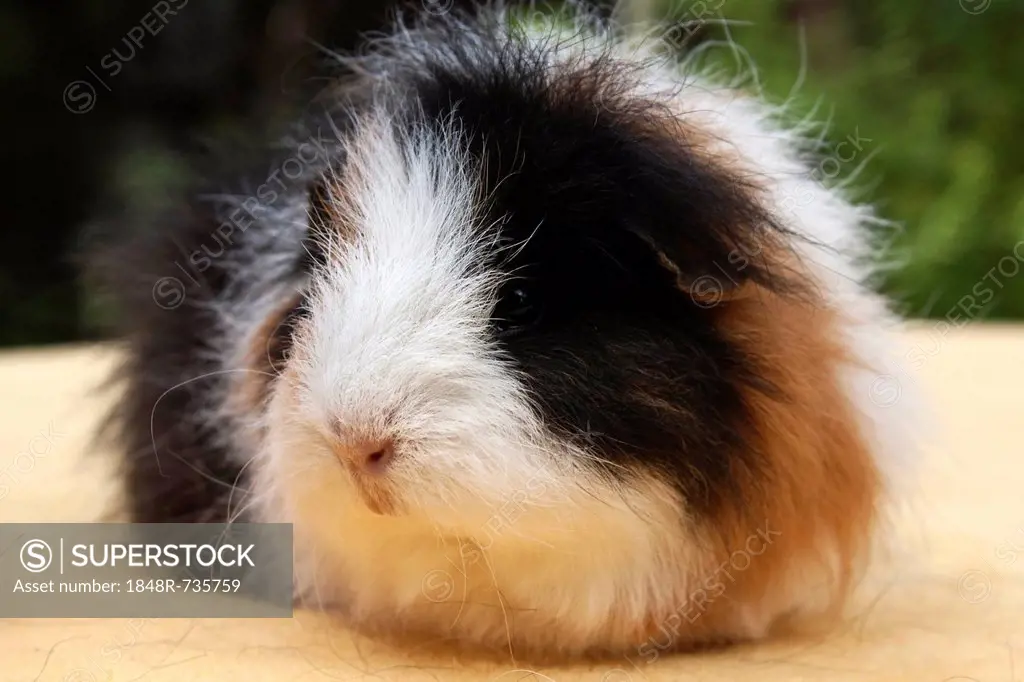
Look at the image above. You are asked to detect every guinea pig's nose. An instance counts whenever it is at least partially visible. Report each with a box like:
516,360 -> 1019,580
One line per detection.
334,439 -> 395,475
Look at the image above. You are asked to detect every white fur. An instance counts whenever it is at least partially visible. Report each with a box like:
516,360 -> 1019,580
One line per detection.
215,8 -> 917,658
245,112 -> 716,654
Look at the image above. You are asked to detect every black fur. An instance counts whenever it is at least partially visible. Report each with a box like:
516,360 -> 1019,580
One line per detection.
383,14 -> 799,514
88,197 -> 249,522
86,109 -> 343,522
88,7 -> 802,523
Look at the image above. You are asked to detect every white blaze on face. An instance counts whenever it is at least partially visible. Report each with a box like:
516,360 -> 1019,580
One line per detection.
249,113 -> 698,652
225,12 -> 909,653
268,114 -> 563,522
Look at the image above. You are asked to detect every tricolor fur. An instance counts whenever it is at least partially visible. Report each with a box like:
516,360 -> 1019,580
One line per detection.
89,3 -> 916,660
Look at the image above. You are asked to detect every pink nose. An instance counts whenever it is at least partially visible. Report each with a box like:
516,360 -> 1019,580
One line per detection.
334,439 -> 395,475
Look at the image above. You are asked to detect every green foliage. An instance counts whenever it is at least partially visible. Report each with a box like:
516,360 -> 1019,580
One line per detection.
661,0 -> 1024,319
6,1 -> 1020,349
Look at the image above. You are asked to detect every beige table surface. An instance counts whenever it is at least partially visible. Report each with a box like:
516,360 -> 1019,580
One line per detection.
0,324 -> 1021,682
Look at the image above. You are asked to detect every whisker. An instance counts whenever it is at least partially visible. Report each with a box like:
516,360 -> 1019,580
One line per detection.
148,368 -> 279,477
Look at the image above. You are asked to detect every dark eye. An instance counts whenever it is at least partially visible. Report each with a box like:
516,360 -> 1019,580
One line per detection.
492,280 -> 543,337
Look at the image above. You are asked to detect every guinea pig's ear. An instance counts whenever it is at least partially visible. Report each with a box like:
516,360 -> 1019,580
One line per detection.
627,219 -> 783,305
620,155 -> 799,305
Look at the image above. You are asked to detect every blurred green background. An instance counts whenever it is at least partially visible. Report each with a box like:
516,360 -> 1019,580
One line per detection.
2,0 -> 1021,347
686,0 -> 1024,323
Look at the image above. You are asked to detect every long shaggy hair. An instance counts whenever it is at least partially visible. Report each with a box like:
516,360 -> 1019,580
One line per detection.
86,2 -> 917,661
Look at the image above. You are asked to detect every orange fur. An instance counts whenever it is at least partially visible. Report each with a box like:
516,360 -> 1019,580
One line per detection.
689,282 -> 881,638
232,292 -> 303,414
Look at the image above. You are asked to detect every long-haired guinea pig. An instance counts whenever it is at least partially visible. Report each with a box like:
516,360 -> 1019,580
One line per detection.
88,2 -> 915,660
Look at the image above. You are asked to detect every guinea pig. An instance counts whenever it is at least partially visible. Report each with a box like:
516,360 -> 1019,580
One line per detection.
88,2 -> 915,660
